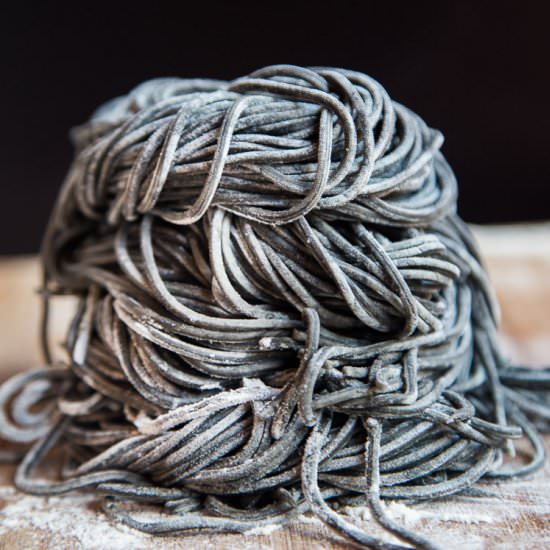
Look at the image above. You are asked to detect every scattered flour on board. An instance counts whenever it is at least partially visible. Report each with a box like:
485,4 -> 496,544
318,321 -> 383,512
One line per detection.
0,494 -> 143,550
1,477 -> 549,549
243,523 -> 282,536
341,496 -> 544,527
0,492 -> 297,550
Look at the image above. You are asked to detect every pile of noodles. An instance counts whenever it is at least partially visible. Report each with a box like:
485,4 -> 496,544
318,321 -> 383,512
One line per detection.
1,65 -> 548,549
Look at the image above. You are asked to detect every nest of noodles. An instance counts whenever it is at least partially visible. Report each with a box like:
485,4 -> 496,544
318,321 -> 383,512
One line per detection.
1,65 -> 549,549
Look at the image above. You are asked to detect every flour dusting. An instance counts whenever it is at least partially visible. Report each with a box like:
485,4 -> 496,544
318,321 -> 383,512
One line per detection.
243,523 -> 282,536
0,494 -> 141,550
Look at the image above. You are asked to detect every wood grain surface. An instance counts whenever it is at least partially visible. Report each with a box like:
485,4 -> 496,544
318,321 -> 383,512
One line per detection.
0,223 -> 549,549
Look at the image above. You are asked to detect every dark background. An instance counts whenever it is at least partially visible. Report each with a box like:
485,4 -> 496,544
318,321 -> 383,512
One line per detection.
1,2 -> 549,255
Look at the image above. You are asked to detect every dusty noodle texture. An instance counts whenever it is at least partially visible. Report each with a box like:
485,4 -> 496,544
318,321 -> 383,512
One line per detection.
1,65 -> 549,549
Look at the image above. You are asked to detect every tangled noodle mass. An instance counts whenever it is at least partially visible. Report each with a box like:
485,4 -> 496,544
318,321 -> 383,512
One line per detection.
1,65 -> 548,549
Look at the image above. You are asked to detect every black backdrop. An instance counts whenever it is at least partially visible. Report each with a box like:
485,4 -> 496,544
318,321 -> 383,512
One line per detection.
1,2 -> 549,254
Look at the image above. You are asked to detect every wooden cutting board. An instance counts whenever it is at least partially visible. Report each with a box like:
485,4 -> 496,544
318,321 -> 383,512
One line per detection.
1,223 -> 549,549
